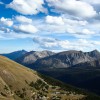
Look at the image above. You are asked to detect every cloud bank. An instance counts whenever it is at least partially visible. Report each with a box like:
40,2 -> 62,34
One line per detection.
1,0 -> 100,51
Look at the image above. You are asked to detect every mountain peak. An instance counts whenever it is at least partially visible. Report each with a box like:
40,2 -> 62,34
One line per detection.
91,49 -> 99,53
1,50 -> 27,60
21,49 -> 27,52
16,50 -> 55,65
87,49 -> 100,59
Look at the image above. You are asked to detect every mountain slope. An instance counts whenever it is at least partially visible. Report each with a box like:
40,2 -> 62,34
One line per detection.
0,56 -> 94,100
16,50 -> 55,66
73,58 -> 100,68
0,56 -> 39,100
38,65 -> 100,95
1,50 -> 27,60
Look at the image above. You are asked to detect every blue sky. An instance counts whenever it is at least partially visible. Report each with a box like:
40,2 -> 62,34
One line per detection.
0,0 -> 100,53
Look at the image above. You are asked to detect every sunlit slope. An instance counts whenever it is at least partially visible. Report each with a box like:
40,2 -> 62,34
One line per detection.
0,56 -> 39,100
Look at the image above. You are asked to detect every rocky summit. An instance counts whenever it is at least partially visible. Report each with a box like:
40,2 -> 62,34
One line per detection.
15,50 -> 55,66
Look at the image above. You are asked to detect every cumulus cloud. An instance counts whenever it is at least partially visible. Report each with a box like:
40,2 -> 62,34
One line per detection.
0,30 -> 37,40
62,16 -> 88,26
46,15 -> 64,25
33,36 -> 100,51
13,24 -> 38,34
82,0 -> 100,4
0,17 -> 13,27
46,0 -> 97,18
33,37 -> 59,48
7,0 -> 47,15
15,16 -> 32,24
0,14 -> 97,40
81,29 -> 95,35
1,0 -> 100,52
35,15 -> 94,37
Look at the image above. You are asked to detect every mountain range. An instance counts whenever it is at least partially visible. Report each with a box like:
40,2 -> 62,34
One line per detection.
32,50 -> 100,69
1,55 -> 99,100
1,49 -> 100,96
2,49 -> 100,69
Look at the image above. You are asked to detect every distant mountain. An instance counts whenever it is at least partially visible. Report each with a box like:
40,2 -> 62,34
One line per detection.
32,50 -> 100,69
16,50 -> 55,66
0,56 -> 97,100
1,50 -> 27,60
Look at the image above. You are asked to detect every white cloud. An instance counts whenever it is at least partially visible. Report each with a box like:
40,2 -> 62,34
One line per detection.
33,36 -> 100,51
15,16 -> 32,24
13,24 -> 38,34
0,30 -> 37,40
33,37 -> 59,48
1,0 -> 100,52
46,0 -> 97,18
0,15 -> 97,40
82,0 -> 100,4
7,0 -> 47,15
0,17 -> 13,27
35,15 -> 94,37
46,15 -> 64,25
62,16 -> 88,26
81,29 -> 95,35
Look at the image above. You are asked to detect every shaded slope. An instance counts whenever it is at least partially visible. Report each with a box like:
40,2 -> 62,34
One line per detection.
38,66 -> 100,95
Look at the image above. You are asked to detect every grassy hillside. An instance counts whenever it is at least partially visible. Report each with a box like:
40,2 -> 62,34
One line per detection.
0,56 -> 100,100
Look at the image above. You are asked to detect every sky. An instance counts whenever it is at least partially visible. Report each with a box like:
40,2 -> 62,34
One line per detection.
0,0 -> 100,53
